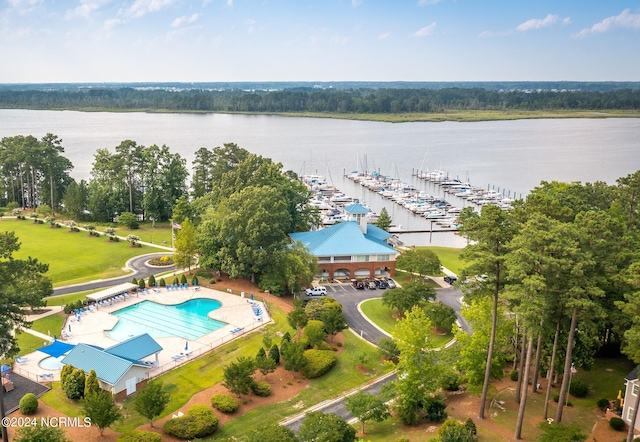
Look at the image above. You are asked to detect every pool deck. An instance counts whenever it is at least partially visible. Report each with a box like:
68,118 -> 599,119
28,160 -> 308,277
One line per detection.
13,287 -> 270,382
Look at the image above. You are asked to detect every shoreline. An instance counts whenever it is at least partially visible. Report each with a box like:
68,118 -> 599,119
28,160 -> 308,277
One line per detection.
2,107 -> 640,123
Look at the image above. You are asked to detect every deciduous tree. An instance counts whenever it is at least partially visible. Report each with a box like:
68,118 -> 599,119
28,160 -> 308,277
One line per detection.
83,390 -> 122,436
344,391 -> 390,435
134,381 -> 170,427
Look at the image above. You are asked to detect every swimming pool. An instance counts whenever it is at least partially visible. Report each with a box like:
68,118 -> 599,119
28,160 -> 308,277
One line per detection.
39,356 -> 65,370
107,298 -> 226,341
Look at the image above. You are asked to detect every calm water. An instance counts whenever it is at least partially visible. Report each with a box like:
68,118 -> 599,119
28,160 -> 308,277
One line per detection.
108,298 -> 225,341
2,109 -> 639,246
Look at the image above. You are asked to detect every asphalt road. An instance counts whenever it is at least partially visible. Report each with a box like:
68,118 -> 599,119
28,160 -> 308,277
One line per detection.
51,252 -> 176,296
282,278 -> 468,432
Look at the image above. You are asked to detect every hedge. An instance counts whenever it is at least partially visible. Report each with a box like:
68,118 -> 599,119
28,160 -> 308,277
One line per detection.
301,349 -> 337,379
162,404 -> 218,439
211,394 -> 238,413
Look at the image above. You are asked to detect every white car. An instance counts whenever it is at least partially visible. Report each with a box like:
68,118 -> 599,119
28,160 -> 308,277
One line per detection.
304,286 -> 327,298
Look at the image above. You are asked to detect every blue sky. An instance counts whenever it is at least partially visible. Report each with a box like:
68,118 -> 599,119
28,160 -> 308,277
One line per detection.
1,0 -> 639,83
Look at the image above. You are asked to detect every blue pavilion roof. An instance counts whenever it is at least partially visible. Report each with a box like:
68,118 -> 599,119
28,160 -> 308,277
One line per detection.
62,344 -> 146,386
104,333 -> 162,361
290,221 -> 398,256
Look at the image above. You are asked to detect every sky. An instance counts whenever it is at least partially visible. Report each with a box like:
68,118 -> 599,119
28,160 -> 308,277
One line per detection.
1,0 -> 639,83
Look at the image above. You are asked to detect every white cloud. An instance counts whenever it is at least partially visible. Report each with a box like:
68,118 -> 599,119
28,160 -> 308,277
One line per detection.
244,18 -> 256,33
378,32 -> 391,40
417,0 -> 444,5
103,18 -> 122,30
517,14 -> 559,32
413,22 -> 436,37
171,13 -> 199,28
122,0 -> 179,19
478,30 -> 513,38
352,0 -> 363,7
65,0 -> 111,20
563,17 -> 571,26
226,0 -> 234,6
572,9 -> 640,38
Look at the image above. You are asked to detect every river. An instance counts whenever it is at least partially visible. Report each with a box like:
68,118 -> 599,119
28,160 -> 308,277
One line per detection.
2,109 -> 639,247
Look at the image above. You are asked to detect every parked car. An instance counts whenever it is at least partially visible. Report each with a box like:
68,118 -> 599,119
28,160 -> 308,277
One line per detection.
443,275 -> 457,284
386,279 -> 397,289
367,281 -> 377,290
352,280 -> 365,290
375,279 -> 388,289
303,286 -> 327,299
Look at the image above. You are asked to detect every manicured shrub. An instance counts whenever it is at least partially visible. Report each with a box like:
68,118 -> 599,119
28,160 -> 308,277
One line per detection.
159,278 -> 166,287
509,369 -> 519,381
569,379 -> 589,397
597,398 -> 610,411
172,277 -> 179,286
117,430 -> 162,442
211,394 -> 238,413
148,274 -> 156,287
424,396 -> 448,422
138,278 -> 146,289
60,364 -> 74,385
301,349 -> 337,379
19,393 -> 38,414
180,274 -> 187,284
162,404 -> 218,439
281,331 -> 291,344
251,381 -> 271,397
609,417 -> 625,431
131,277 -> 138,285
269,344 -> 280,365
192,276 -> 198,286
256,347 -> 266,359
63,368 -> 85,399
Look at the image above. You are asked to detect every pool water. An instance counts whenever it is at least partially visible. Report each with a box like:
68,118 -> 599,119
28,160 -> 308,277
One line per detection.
108,298 -> 226,341
39,356 -> 65,370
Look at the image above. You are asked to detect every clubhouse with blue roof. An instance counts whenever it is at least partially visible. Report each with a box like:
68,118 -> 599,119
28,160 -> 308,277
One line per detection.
290,203 -> 399,280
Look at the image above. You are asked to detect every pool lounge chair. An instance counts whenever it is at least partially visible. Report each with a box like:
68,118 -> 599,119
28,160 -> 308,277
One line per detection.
16,356 -> 28,364
230,327 -> 244,335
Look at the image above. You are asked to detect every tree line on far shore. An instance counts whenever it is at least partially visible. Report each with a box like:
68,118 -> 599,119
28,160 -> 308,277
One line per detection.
1,87 -> 639,114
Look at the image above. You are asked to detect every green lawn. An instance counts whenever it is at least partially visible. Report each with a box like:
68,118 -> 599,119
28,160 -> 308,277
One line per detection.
360,298 -> 453,348
29,312 -> 66,336
1,218 -> 165,286
424,246 -> 466,274
45,290 -> 96,306
14,330 -> 49,357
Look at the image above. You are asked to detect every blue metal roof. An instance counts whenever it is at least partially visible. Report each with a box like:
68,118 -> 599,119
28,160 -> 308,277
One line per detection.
290,221 -> 398,256
61,344 -> 146,386
343,203 -> 370,214
104,333 -> 163,361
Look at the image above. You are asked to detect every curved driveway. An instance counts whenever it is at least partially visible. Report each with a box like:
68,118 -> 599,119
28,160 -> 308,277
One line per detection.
283,278 -> 468,432
326,279 -> 469,346
52,252 -> 176,296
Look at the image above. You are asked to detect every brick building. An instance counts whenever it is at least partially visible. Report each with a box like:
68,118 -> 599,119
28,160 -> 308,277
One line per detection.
290,203 -> 399,280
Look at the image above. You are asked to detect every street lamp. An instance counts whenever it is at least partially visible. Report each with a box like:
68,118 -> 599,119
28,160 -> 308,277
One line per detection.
566,363 -> 577,406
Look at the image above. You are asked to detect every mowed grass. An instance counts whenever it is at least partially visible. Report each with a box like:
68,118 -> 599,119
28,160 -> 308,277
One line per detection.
424,246 -> 466,274
360,298 -> 453,348
0,218 -> 162,286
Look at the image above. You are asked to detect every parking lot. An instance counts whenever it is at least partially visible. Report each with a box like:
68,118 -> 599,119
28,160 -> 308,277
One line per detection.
304,276 -> 469,345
